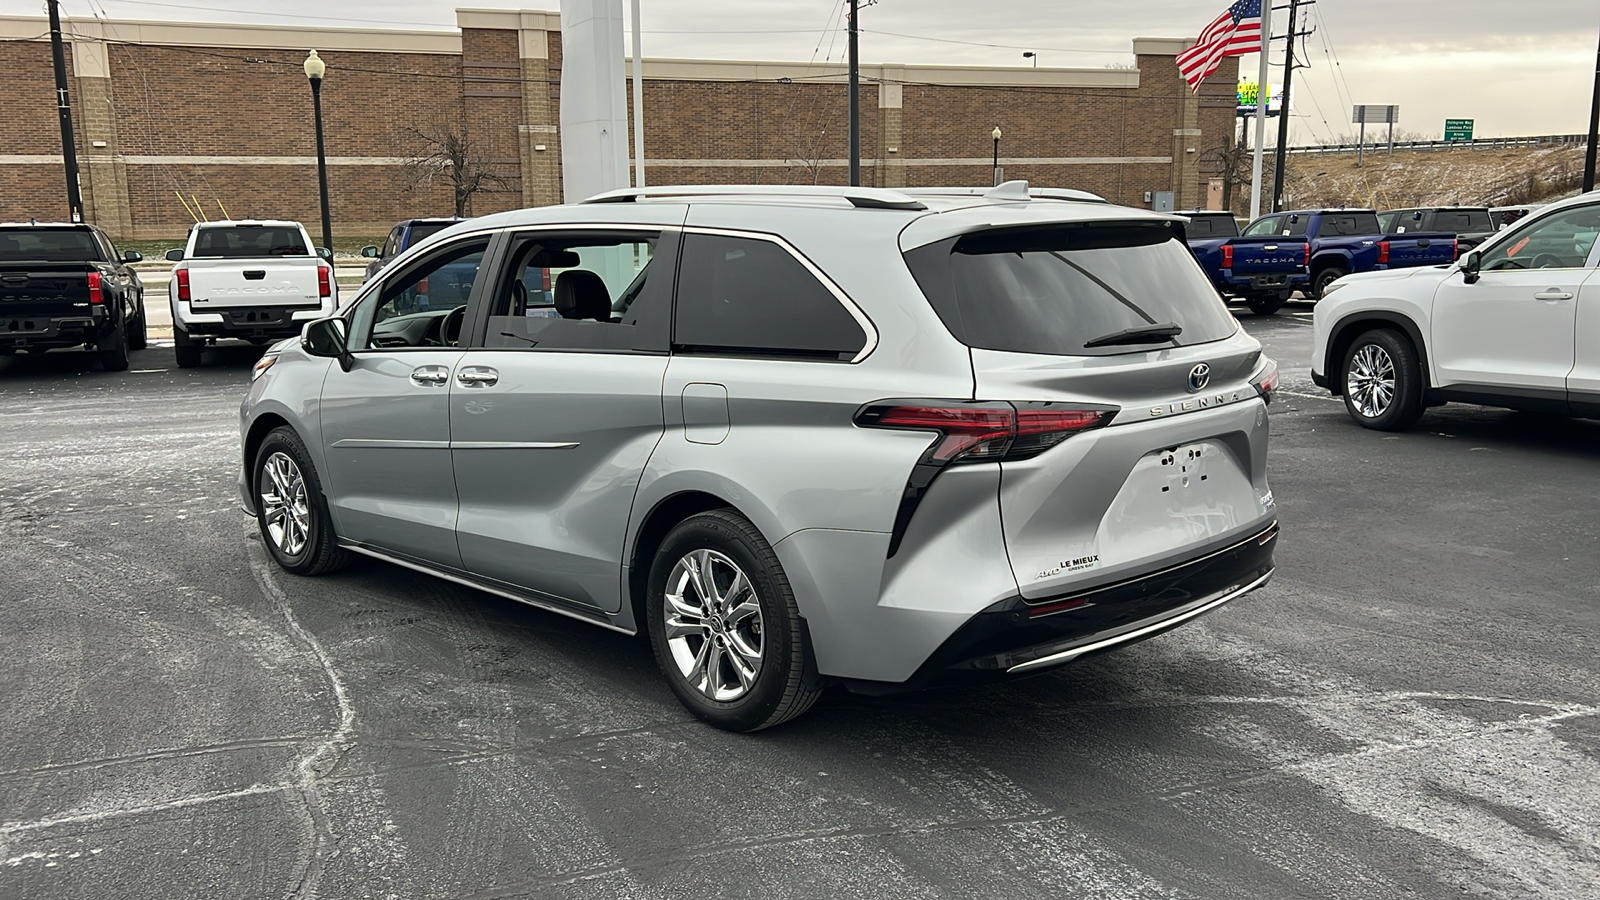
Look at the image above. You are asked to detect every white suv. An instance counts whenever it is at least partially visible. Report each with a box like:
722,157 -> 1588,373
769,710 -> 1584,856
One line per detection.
1311,191 -> 1600,430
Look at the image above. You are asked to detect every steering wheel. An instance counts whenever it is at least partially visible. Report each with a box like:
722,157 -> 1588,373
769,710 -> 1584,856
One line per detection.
440,305 -> 467,346
1531,253 -> 1566,269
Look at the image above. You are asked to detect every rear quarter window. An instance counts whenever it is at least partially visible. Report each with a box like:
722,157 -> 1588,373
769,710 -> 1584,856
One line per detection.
673,233 -> 867,360
903,222 -> 1239,357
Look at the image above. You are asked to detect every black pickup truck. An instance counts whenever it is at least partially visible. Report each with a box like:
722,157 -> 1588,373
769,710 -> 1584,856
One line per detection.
0,223 -> 146,370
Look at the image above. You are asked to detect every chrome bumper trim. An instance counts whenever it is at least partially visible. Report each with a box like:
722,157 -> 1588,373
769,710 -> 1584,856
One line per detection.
1007,567 -> 1274,675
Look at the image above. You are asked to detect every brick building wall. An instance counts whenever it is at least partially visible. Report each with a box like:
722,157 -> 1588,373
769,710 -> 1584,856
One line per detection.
0,10 -> 1238,240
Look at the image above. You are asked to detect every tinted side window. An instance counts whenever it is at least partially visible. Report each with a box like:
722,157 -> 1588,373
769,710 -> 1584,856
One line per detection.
1282,215 -> 1310,236
674,234 -> 867,360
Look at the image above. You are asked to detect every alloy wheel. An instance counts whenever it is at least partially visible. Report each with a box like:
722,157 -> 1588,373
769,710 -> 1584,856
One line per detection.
1347,343 -> 1396,418
662,548 -> 765,702
259,451 -> 311,558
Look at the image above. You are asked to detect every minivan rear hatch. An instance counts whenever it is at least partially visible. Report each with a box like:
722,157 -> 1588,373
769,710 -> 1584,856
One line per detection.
902,214 -> 1276,601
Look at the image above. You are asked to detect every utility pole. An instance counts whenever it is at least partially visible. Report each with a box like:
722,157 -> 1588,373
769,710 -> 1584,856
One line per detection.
847,0 -> 860,186
47,0 -> 84,223
1271,0 -> 1304,213
1585,26 -> 1599,192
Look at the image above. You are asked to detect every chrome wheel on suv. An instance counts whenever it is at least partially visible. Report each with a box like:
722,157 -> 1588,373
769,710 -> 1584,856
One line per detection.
1340,329 -> 1424,432
1346,343 -> 1395,418
663,549 -> 765,702
646,510 -> 821,732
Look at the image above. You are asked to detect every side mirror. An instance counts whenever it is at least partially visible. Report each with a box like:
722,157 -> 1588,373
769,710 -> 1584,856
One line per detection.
1460,250 -> 1482,285
122,249 -> 143,263
316,247 -> 333,262
360,245 -> 379,258
164,248 -> 185,262
301,317 -> 353,371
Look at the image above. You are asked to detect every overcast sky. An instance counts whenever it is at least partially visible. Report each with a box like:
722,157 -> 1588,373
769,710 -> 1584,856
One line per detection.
64,0 -> 1600,143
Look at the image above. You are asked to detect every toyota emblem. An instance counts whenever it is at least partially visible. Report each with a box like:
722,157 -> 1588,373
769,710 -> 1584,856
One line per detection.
1187,363 -> 1211,393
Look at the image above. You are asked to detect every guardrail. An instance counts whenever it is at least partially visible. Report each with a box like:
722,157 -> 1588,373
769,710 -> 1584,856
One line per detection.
1286,134 -> 1588,155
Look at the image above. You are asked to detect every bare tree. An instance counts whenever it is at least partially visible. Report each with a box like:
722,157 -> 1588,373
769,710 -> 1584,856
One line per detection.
401,125 -> 514,217
1200,137 -> 1253,213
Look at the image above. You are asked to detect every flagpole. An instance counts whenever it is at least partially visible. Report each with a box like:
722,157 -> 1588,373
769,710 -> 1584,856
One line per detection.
1249,2 -> 1272,221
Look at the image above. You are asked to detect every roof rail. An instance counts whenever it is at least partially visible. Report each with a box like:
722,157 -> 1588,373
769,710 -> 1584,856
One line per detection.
899,184 -> 1108,203
580,184 -> 927,211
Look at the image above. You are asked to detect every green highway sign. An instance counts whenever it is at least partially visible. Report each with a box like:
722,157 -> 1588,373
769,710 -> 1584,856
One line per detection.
1444,119 -> 1474,141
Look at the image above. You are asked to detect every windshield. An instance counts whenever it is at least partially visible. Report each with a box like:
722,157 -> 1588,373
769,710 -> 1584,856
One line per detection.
904,222 -> 1238,357
192,226 -> 309,258
0,228 -> 100,262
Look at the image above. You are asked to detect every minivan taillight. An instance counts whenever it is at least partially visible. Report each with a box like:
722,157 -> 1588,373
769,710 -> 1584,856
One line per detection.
86,270 -> 106,304
1377,240 -> 1390,265
856,401 -> 1114,466
175,266 -> 191,302
317,263 -> 332,298
1221,244 -> 1234,269
1251,356 -> 1280,404
857,400 -> 1117,557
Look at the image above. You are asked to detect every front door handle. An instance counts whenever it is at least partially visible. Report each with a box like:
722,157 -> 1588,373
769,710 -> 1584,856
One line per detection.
410,365 -> 450,386
456,366 -> 499,387
1534,290 -> 1574,301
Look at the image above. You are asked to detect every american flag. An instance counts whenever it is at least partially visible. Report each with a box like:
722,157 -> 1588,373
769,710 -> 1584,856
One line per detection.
1175,0 -> 1263,93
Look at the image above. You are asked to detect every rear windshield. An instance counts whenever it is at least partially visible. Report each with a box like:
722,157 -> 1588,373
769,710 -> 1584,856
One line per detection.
406,222 -> 455,245
903,223 -> 1238,357
1184,215 -> 1239,238
0,228 -> 100,262
1433,209 -> 1493,233
192,226 -> 309,258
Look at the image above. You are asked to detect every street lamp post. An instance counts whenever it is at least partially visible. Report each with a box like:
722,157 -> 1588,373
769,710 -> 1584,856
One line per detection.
304,50 -> 333,255
991,126 -> 1002,186
1022,51 -> 1037,68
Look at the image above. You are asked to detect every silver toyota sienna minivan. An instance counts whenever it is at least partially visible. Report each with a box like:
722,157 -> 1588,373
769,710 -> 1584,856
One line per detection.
241,182 -> 1279,731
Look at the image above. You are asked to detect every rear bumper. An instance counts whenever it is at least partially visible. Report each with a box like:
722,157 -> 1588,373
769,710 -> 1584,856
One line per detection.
1,309 -> 111,349
843,521 -> 1278,694
179,304 -> 326,339
1218,271 -> 1310,293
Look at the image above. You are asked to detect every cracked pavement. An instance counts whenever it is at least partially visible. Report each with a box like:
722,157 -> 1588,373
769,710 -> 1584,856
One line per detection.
2,311 -> 1598,899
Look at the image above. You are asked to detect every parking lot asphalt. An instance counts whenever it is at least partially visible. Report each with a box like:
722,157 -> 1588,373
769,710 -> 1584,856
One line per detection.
2,308 -> 1597,899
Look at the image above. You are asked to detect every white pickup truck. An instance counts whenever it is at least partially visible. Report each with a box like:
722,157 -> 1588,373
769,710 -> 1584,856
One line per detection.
165,220 -> 337,368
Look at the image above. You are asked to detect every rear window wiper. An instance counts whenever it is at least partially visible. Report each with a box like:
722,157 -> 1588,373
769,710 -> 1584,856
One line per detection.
1082,323 -> 1183,348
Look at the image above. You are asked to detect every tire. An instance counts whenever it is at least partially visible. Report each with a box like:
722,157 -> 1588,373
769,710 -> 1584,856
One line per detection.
1341,328 -> 1424,431
96,319 -> 129,371
174,327 -> 203,368
128,299 -> 147,351
646,510 -> 823,732
1244,293 -> 1288,316
252,426 -> 349,575
1312,266 -> 1347,302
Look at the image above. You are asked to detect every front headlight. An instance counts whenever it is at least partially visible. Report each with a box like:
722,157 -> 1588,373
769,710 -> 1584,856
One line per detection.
251,354 -> 279,382
1320,281 -> 1349,299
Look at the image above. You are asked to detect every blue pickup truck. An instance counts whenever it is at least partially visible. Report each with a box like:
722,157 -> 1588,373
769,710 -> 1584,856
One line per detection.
1242,208 -> 1457,301
1180,210 -> 1310,316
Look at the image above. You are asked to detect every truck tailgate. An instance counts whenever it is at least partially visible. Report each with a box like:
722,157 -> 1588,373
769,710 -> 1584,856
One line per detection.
1225,236 -> 1309,275
0,266 -> 93,318
185,259 -> 322,308
1386,233 -> 1456,268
